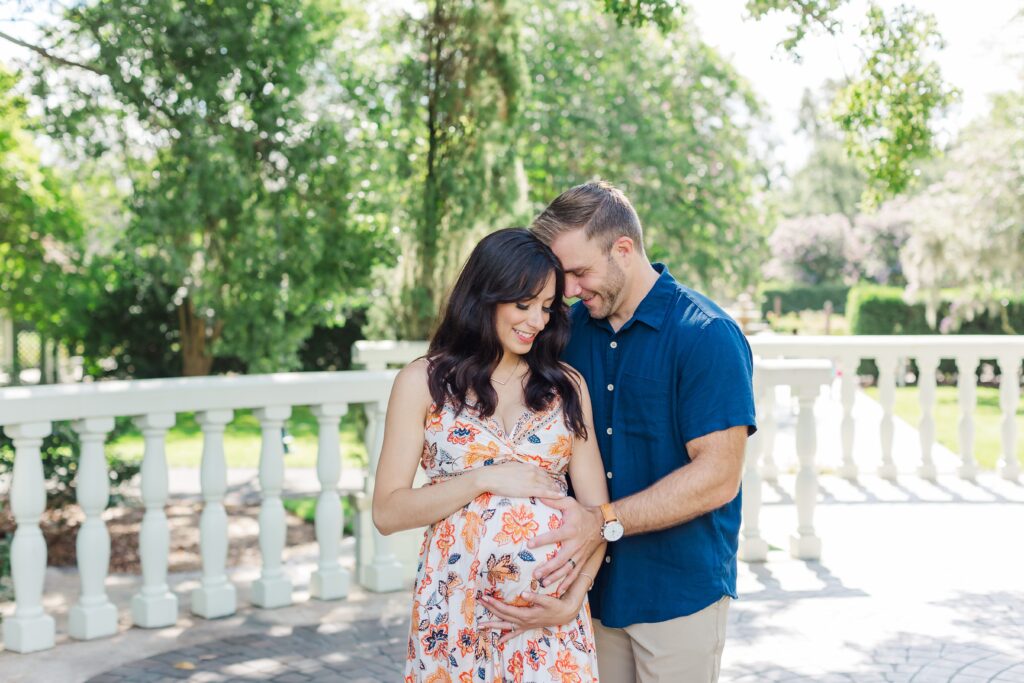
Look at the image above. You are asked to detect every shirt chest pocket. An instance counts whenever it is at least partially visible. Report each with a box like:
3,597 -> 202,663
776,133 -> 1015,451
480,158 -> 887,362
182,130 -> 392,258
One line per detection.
618,372 -> 672,440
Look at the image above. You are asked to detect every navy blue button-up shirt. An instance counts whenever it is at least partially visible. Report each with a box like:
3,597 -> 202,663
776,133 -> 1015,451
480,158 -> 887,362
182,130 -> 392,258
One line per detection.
563,263 -> 756,627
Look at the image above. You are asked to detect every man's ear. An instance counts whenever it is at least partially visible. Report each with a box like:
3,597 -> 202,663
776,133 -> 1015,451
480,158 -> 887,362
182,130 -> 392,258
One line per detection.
611,234 -> 635,260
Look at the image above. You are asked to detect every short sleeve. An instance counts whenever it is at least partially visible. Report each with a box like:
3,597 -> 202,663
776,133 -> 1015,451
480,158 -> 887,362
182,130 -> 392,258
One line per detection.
677,317 -> 757,445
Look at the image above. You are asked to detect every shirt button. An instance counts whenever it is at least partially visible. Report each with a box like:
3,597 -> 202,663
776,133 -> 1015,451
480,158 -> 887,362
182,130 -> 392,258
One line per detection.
605,555 -> 611,564
606,427 -> 613,436
606,471 -> 613,479
610,341 -> 618,349
606,384 -> 614,391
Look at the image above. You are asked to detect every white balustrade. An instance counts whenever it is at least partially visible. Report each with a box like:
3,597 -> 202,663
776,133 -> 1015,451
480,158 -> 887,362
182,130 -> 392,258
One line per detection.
251,406 -> 293,608
739,366 -> 768,562
192,409 -> 237,619
132,412 -> 178,628
749,336 -> 1024,482
758,387 -> 778,482
68,417 -> 118,640
2,422 -> 56,653
957,353 -> 980,480
2,336 -> 1022,654
916,353 -> 939,481
359,400 -> 406,592
999,354 -> 1021,481
838,353 -> 858,479
310,403 -> 350,600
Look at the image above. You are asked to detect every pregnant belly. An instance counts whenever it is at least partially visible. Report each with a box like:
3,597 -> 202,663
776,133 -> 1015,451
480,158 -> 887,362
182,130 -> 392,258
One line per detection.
460,494 -> 562,605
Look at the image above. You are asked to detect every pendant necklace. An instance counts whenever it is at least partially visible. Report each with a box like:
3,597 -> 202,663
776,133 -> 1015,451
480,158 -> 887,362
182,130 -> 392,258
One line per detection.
491,358 -> 521,386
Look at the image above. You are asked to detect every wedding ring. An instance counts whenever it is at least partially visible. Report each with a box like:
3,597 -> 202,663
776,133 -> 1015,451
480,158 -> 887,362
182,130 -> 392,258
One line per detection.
568,558 -> 577,569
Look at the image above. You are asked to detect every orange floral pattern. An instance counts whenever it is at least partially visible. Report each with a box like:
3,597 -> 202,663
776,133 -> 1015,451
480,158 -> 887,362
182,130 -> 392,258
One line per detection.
406,395 -> 598,682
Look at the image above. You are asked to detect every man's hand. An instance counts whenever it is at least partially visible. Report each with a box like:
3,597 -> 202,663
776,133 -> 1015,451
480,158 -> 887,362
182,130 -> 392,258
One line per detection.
478,591 -> 584,645
529,496 -> 604,590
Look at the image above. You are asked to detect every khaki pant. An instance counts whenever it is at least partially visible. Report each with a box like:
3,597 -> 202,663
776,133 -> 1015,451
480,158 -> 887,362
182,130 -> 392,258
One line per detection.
593,597 -> 730,683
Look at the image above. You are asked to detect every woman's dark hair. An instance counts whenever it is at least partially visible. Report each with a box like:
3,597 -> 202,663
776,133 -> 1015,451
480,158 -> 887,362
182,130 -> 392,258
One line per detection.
427,228 -> 586,439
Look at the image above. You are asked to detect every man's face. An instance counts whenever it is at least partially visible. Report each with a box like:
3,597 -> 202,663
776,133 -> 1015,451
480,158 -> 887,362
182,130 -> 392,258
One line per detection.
549,229 -> 626,320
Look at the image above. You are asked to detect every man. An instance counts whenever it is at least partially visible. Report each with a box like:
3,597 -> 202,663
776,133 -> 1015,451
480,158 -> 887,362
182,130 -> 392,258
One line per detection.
483,180 -> 755,681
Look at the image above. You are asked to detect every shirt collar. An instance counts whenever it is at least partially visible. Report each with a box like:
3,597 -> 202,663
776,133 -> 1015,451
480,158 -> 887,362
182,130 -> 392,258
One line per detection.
586,262 -> 676,332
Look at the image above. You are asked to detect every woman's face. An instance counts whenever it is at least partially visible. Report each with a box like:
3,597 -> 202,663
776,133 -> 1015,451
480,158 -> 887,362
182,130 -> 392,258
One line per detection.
494,273 -> 556,357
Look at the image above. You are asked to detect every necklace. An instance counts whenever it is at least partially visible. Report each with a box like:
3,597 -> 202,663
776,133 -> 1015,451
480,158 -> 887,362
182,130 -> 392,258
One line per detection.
490,358 -> 521,386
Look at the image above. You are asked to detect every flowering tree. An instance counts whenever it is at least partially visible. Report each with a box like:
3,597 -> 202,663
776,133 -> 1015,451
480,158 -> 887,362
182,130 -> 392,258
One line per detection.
764,214 -> 860,285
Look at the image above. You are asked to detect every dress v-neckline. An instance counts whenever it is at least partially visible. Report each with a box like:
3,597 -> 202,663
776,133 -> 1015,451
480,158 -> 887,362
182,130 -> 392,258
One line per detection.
491,404 -> 531,442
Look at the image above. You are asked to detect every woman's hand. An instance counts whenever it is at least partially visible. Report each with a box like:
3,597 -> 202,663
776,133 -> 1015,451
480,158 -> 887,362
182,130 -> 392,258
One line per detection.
478,589 -> 584,645
473,461 -> 566,500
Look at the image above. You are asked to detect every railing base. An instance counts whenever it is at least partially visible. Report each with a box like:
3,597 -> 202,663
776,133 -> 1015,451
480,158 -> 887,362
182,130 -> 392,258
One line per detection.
191,583 -> 237,619
69,601 -> 118,641
917,464 -> 937,481
360,562 -> 407,593
132,592 -> 179,628
311,568 -> 350,601
877,465 -> 898,481
790,534 -> 822,561
251,576 -> 293,609
2,614 -> 55,653
739,538 -> 768,563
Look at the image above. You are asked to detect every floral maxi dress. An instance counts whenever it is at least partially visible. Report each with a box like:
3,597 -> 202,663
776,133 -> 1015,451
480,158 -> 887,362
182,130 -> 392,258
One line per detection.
404,395 -> 599,683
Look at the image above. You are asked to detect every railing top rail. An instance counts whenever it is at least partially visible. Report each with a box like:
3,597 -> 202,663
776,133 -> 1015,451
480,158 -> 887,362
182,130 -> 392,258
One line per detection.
0,370 -> 398,427
749,334 -> 1024,356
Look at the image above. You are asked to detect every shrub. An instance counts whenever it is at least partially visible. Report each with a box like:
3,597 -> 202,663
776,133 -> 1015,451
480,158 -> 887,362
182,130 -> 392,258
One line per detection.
760,283 -> 851,315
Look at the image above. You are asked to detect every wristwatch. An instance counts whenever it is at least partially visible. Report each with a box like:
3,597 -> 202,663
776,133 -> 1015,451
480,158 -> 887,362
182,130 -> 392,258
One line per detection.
600,503 -> 624,542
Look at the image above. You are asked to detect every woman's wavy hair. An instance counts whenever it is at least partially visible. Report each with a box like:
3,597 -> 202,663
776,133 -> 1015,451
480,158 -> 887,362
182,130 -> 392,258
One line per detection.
427,228 -> 586,439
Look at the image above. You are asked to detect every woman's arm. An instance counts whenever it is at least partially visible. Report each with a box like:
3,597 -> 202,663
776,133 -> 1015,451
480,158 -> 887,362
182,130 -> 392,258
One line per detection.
372,359 -> 565,536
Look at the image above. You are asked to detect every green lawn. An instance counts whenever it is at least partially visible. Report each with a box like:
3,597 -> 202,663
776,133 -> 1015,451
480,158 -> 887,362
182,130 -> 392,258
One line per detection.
106,406 -> 368,469
282,495 -> 357,536
864,385 -> 1024,469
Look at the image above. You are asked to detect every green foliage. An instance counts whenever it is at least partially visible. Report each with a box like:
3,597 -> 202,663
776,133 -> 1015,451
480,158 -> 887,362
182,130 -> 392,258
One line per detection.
0,421 -> 141,510
521,3 -> 769,295
832,5 -> 958,205
0,66 -> 91,344
31,0 -> 392,373
760,283 -> 850,316
282,495 -> 357,536
601,0 -> 685,30
745,0 -> 848,52
388,0 -> 530,339
847,285 -> 1024,336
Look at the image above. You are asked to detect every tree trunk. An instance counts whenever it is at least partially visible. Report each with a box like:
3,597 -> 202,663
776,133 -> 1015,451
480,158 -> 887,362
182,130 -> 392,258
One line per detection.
177,296 -> 219,376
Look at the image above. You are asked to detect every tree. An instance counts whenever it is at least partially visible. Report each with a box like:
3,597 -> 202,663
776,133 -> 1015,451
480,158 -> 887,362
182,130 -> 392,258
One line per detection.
0,66 -> 90,345
20,0 -> 391,374
763,213 -> 859,286
520,3 -> 769,294
899,89 -> 1024,330
747,1 -> 957,205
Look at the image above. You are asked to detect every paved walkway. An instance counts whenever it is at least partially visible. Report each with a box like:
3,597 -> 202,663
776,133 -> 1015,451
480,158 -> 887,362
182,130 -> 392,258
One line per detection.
2,387 -> 1022,682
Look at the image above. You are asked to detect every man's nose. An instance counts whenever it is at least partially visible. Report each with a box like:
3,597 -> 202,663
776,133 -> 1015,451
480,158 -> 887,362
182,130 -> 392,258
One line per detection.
565,275 -> 582,298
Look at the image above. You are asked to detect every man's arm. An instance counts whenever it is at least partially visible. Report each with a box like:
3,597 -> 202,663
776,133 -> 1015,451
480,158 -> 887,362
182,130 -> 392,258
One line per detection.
530,424 -> 747,584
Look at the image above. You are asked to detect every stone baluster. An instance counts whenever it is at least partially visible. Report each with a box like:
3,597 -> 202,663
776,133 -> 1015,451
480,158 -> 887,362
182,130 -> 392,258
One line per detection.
191,410 -> 236,618
790,382 -> 822,560
739,367 -> 768,562
758,386 -> 778,482
999,354 -> 1021,481
916,353 -> 939,481
69,417 -> 118,640
2,422 -> 56,653
310,403 -> 350,600
839,353 -> 859,480
131,413 -> 178,628
877,354 -> 899,480
957,354 -> 979,480
252,406 -> 293,608
360,400 -> 404,591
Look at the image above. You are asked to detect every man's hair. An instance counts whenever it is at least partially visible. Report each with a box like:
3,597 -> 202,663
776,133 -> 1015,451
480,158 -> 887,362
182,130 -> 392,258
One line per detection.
531,180 -> 644,254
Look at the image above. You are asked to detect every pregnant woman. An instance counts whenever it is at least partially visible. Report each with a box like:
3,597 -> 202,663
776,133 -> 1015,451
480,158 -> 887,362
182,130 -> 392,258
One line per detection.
373,228 -> 608,682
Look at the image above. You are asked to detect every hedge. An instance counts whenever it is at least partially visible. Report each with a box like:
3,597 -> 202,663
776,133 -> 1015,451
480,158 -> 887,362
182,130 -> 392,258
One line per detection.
760,283 -> 851,316
846,285 -> 1024,380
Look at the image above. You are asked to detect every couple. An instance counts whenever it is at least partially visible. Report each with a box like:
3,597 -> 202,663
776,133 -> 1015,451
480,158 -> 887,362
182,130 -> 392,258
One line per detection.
373,181 -> 756,683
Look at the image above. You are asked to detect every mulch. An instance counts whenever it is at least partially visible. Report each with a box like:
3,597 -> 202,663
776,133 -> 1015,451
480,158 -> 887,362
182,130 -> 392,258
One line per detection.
0,500 -> 317,574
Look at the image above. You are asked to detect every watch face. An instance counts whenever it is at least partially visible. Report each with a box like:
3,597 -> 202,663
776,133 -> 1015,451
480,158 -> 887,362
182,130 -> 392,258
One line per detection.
603,521 -> 624,542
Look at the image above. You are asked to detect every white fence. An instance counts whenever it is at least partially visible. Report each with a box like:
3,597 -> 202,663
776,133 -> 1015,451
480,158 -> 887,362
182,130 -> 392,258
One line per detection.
0,335 -> 1020,655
